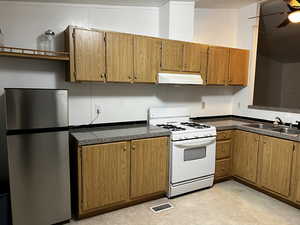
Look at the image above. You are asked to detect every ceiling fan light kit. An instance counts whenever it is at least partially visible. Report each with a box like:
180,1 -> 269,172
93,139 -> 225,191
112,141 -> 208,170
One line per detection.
288,10 -> 300,22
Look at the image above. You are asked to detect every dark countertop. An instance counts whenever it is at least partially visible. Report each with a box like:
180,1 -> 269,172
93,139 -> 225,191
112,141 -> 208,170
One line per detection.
193,118 -> 300,142
71,124 -> 171,146
71,117 -> 300,146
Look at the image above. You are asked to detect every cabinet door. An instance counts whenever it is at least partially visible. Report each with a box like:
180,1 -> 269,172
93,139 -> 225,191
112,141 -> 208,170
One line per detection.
292,144 -> 300,204
216,140 -> 231,160
260,136 -> 294,197
73,28 -> 106,81
106,32 -> 134,82
130,137 -> 168,199
182,43 -> 208,73
161,40 -> 184,71
133,36 -> 161,83
215,159 -> 231,180
228,48 -> 249,86
233,130 -> 259,183
207,46 -> 229,85
81,142 -> 129,212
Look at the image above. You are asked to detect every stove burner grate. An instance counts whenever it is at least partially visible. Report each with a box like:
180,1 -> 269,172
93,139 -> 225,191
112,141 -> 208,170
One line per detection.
180,122 -> 211,129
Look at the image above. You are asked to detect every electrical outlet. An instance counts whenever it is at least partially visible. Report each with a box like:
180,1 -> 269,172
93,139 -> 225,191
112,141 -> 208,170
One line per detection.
201,102 -> 206,109
95,105 -> 101,115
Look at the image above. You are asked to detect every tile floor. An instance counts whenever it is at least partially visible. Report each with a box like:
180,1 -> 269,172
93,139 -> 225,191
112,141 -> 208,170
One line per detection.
71,181 -> 300,225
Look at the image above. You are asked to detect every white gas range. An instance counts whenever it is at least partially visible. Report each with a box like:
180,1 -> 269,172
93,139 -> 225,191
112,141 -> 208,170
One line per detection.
149,107 -> 216,198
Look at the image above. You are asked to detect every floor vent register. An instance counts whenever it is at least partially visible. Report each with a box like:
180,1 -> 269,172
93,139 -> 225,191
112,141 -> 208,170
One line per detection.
150,203 -> 174,213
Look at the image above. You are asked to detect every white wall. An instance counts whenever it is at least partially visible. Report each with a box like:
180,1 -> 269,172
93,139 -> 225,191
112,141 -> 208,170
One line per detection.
232,3 -> 300,123
168,1 -> 195,42
159,1 -> 195,42
0,1 -> 236,127
194,8 -> 238,47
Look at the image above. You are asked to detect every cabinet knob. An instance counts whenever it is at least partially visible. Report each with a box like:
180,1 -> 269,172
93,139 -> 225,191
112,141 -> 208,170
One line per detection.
123,147 -> 127,152
100,73 -> 105,79
128,76 -> 132,80
132,145 -> 136,150
134,76 -> 137,80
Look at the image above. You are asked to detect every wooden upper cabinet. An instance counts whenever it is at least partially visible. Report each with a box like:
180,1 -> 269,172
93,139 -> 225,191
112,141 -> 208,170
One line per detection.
233,130 -> 259,184
80,142 -> 129,212
182,43 -> 208,73
133,36 -> 161,83
292,144 -> 300,204
260,136 -> 294,198
73,28 -> 106,82
106,32 -> 134,82
161,40 -> 184,71
207,46 -> 230,85
228,48 -> 249,86
130,137 -> 168,199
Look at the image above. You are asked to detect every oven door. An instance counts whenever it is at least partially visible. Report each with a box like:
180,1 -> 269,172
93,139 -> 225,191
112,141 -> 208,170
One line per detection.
171,137 -> 216,184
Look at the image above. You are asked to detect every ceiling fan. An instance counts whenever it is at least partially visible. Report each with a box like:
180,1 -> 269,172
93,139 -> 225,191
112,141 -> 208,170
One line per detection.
249,0 -> 300,28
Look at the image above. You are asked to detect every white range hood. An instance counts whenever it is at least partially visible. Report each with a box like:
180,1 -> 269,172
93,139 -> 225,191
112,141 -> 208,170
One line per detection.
158,73 -> 204,85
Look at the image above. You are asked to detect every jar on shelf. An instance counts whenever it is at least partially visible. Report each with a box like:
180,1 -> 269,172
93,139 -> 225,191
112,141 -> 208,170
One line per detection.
44,29 -> 55,55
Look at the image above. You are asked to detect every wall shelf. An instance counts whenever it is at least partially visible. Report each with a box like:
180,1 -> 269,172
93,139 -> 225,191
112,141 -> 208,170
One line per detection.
0,46 -> 70,61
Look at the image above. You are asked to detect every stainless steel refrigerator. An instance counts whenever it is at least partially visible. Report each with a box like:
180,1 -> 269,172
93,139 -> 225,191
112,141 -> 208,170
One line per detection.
4,88 -> 71,225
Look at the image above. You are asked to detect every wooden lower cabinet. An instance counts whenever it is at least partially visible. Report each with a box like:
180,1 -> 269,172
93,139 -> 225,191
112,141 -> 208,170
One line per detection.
232,130 -> 259,184
259,136 -> 294,198
215,130 -> 233,181
215,159 -> 231,180
292,143 -> 300,204
80,142 -> 130,212
77,136 -> 169,217
130,137 -> 169,198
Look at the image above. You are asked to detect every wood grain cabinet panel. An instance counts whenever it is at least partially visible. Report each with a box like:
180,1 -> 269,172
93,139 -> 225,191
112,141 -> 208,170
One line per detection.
228,48 -> 249,86
133,36 -> 161,83
216,140 -> 231,160
292,144 -> 300,204
217,130 -> 232,141
161,40 -> 184,71
215,159 -> 231,179
106,32 -> 134,82
80,142 -> 130,212
233,130 -> 259,184
130,137 -> 168,199
207,46 -> 230,85
73,28 -> 106,81
182,43 -> 208,73
260,136 -> 294,197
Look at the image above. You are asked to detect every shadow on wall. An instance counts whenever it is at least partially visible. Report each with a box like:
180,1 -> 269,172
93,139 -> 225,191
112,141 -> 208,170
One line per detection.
0,93 -> 9,192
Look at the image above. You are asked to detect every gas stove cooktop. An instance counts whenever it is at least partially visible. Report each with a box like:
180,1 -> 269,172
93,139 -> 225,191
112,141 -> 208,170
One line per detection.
156,122 -> 212,132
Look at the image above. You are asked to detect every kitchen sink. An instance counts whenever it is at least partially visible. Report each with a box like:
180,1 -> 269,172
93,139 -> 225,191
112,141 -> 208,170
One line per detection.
245,123 -> 273,129
245,123 -> 300,136
270,127 -> 300,135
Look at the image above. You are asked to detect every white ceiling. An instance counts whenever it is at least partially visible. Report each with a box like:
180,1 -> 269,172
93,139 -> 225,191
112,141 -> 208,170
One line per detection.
1,0 -> 261,8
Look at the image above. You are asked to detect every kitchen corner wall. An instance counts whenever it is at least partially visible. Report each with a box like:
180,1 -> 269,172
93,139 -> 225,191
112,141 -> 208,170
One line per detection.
233,3 -> 300,123
0,1 -> 236,128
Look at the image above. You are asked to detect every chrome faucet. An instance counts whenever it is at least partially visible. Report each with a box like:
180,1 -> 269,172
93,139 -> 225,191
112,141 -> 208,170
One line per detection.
273,117 -> 283,127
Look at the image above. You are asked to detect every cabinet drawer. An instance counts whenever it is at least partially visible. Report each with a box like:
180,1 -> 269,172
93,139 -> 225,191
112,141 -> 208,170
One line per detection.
216,140 -> 231,160
217,130 -> 232,140
215,159 -> 231,179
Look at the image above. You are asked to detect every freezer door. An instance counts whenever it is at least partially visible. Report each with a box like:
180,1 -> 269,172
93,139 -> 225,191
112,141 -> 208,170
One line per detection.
5,89 -> 68,130
7,131 -> 71,225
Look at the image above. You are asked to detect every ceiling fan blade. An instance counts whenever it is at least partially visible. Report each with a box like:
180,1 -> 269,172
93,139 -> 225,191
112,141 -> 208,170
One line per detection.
277,18 -> 291,28
248,11 -> 285,19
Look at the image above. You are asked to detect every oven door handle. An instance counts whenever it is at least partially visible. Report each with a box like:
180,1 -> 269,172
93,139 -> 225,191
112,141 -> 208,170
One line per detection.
174,137 -> 216,148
